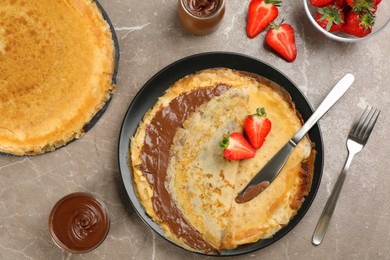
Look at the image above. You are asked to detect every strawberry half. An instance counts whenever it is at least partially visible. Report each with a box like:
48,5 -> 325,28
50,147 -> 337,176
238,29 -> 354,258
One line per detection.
246,0 -> 281,39
220,132 -> 256,160
316,4 -> 345,32
244,107 -> 272,149
265,21 -> 297,62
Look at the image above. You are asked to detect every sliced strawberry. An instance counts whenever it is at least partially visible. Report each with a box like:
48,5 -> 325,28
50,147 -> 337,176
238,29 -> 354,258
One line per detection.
220,132 -> 256,160
316,4 -> 345,32
340,11 -> 375,37
265,22 -> 297,62
246,0 -> 281,38
244,107 -> 272,149
310,0 -> 334,7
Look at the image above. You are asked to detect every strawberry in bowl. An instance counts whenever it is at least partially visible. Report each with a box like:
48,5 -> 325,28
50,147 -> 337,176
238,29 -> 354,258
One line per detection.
303,0 -> 389,42
315,4 -> 345,32
340,10 -> 375,37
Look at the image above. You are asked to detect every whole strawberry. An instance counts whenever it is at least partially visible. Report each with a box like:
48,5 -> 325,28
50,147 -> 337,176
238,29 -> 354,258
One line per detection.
340,11 -> 375,37
265,21 -> 297,62
244,107 -> 272,149
334,0 -> 348,9
246,0 -> 282,38
316,4 -> 345,32
371,2 -> 379,13
310,0 -> 334,7
220,132 -> 256,160
346,0 -> 376,12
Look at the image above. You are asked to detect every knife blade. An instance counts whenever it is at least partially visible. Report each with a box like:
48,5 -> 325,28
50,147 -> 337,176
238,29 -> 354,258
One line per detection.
235,73 -> 355,204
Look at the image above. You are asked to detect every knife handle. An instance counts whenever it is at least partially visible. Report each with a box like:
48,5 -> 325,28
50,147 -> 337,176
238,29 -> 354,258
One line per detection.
292,74 -> 355,143
237,74 -> 355,202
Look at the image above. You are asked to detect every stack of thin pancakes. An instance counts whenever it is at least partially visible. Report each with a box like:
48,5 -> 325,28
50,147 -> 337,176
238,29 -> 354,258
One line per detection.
130,68 -> 316,253
0,0 -> 115,155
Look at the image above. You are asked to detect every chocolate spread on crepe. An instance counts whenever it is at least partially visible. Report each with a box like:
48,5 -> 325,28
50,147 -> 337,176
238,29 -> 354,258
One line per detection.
140,85 -> 229,252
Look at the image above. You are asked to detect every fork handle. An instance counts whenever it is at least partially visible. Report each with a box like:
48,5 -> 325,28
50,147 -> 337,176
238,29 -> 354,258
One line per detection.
312,150 -> 357,245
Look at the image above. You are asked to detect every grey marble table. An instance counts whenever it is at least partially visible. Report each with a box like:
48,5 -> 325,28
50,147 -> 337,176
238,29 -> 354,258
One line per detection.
1,1 -> 389,259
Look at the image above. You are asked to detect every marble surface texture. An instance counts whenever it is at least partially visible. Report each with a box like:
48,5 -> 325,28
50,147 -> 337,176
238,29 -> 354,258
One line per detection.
1,0 -> 389,259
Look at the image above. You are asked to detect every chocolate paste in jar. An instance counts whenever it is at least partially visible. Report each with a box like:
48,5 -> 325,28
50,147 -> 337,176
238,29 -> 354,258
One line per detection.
185,0 -> 222,17
49,192 -> 110,253
178,0 -> 225,35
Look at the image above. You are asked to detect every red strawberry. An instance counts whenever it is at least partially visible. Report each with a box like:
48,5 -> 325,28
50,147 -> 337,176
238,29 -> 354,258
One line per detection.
372,3 -> 378,13
335,0 -> 348,9
340,11 -> 375,37
316,4 -> 345,32
346,0 -> 376,12
220,132 -> 256,160
265,22 -> 297,62
310,0 -> 333,7
244,107 -> 272,149
246,0 -> 281,38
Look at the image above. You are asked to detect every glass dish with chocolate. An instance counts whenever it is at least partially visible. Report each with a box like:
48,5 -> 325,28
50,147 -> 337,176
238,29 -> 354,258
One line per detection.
178,0 -> 225,35
49,192 -> 110,253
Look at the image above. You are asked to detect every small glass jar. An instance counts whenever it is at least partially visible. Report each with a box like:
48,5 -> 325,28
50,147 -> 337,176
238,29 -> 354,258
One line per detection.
48,192 -> 110,253
178,0 -> 225,36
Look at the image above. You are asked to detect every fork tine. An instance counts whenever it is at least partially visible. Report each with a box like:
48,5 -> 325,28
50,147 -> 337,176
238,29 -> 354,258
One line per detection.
352,105 -> 371,136
361,108 -> 380,140
356,106 -> 374,137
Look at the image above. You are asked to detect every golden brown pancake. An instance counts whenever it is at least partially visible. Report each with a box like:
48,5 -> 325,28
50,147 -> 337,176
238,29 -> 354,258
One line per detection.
130,68 -> 315,252
0,0 -> 115,155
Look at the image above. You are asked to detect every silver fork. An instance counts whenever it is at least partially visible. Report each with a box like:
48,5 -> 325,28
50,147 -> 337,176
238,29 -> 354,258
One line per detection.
312,105 -> 380,245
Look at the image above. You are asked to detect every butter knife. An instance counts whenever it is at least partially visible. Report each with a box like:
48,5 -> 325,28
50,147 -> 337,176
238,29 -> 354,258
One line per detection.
236,74 -> 355,204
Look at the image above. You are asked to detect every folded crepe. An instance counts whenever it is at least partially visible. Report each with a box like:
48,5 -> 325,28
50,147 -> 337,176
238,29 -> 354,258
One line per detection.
130,68 -> 315,253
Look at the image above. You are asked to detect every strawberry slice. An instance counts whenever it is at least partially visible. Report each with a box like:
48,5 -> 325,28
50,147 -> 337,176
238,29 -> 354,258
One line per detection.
246,0 -> 281,39
265,21 -> 297,62
220,132 -> 256,160
244,107 -> 272,149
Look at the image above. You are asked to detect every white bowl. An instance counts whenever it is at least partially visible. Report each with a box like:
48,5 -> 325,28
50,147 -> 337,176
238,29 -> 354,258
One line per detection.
303,0 -> 390,42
